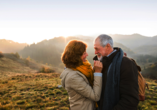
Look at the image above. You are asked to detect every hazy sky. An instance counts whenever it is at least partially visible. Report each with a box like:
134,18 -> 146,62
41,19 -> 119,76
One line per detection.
0,0 -> 157,44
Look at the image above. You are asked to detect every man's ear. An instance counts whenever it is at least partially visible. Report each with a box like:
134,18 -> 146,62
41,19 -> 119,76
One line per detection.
106,43 -> 110,47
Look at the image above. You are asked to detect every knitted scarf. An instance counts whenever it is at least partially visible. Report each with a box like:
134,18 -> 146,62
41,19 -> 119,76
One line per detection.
102,48 -> 123,110
72,60 -> 94,86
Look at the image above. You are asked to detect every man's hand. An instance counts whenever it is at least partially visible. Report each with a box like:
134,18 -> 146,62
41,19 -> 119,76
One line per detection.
94,60 -> 103,73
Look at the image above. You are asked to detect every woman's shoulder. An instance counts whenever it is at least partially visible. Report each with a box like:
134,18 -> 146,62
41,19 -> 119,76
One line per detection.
62,68 -> 78,75
61,68 -> 87,81
60,68 -> 78,88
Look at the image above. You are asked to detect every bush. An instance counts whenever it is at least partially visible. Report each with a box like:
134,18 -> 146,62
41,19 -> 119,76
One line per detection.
15,52 -> 20,58
39,66 -> 55,73
0,51 -> 4,58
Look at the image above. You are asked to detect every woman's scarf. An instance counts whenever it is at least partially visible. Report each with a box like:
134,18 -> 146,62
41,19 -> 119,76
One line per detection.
72,60 -> 94,86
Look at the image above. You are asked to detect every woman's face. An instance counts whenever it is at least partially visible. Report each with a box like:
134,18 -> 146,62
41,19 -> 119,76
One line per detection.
81,51 -> 88,62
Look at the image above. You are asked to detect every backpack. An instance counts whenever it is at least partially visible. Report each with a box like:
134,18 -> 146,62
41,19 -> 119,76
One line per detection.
131,58 -> 149,101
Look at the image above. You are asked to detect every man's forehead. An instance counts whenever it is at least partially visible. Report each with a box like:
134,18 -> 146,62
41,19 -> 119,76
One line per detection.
94,45 -> 101,50
94,40 -> 101,46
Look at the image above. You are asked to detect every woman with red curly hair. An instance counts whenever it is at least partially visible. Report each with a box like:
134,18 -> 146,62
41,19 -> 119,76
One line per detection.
60,40 -> 103,110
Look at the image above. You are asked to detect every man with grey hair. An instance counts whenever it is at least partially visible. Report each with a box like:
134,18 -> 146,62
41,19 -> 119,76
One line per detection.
93,34 -> 139,110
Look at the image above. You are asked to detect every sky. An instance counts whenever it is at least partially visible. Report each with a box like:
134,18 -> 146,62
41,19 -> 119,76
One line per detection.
0,0 -> 157,44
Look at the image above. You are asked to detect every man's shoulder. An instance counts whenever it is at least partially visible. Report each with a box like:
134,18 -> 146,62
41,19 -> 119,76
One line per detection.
122,56 -> 133,64
120,56 -> 139,74
121,56 -> 137,69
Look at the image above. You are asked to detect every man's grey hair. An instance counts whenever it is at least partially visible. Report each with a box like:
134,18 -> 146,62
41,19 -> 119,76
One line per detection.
95,34 -> 113,48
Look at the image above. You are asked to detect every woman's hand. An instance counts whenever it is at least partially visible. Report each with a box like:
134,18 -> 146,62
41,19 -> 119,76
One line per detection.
94,60 -> 103,73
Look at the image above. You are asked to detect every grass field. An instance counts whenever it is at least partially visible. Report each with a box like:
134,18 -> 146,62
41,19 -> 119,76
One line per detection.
138,78 -> 157,110
0,53 -> 68,110
0,72 -> 157,110
0,73 -> 69,110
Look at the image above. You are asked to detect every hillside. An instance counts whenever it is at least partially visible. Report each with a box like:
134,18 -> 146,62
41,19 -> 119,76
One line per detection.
19,36 -> 135,67
110,34 -> 157,49
0,52 -> 61,79
146,36 -> 157,45
114,42 -> 135,57
134,45 -> 157,56
0,53 -> 35,78
0,39 -> 27,53
0,52 -> 69,110
142,63 -> 157,80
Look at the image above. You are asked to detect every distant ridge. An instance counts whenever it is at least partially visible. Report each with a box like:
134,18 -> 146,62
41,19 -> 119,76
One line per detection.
1,33 -> 157,59
0,39 -> 27,53
19,36 -> 135,66
110,34 -> 151,49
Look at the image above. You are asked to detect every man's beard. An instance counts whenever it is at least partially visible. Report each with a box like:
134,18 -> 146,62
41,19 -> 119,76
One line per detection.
96,54 -> 102,61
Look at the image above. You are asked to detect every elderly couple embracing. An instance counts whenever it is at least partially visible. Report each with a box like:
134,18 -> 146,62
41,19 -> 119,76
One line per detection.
60,34 -> 139,110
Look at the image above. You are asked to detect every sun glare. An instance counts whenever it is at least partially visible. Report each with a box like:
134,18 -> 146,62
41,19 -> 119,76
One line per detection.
0,20 -> 157,44
63,36 -> 68,38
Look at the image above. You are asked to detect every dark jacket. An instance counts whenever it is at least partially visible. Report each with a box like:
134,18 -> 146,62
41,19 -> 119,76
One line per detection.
93,48 -> 139,110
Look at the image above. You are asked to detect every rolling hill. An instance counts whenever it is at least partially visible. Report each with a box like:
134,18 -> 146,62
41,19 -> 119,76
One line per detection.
1,34 -> 157,57
134,45 -> 157,56
19,36 -> 135,67
0,52 -> 61,79
110,34 -> 157,49
142,62 -> 157,80
0,39 -> 27,53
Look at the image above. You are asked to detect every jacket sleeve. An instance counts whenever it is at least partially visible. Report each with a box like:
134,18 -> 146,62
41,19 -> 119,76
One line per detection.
113,58 -> 139,110
70,72 -> 102,101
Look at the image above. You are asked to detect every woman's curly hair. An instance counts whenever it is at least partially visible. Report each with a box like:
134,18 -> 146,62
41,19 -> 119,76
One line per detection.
61,40 -> 87,68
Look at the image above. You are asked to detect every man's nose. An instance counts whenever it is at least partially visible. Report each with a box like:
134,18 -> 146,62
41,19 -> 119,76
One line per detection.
95,50 -> 98,55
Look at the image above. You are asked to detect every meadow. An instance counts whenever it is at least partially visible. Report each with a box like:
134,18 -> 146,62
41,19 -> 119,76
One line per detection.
0,73 -> 69,110
138,78 -> 157,110
0,72 -> 157,110
0,53 -> 69,110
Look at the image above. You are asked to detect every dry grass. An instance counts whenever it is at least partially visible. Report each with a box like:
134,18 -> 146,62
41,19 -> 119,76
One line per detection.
0,73 -> 69,110
1,73 -> 157,110
0,56 -> 36,79
138,78 -> 157,110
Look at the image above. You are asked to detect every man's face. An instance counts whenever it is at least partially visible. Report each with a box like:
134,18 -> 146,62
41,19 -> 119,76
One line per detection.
94,39 -> 108,57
